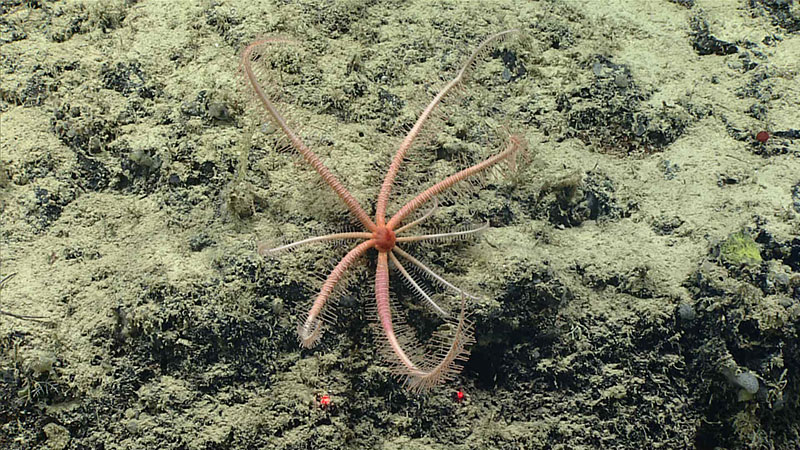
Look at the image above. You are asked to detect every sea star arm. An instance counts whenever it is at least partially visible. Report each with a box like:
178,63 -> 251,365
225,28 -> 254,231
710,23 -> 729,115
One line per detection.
374,30 -> 518,226
242,39 -> 376,231
298,239 -> 375,347
375,251 -> 417,370
392,245 -> 480,301
387,135 -> 525,229
375,251 -> 474,392
388,251 -> 448,317
258,231 -> 372,256
394,198 -> 437,234
396,222 -> 488,244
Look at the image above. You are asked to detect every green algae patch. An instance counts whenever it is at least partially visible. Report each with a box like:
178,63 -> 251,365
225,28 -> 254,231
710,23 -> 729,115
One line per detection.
719,231 -> 762,266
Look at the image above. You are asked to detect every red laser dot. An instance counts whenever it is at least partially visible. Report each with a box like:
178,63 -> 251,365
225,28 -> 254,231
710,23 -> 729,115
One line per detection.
456,390 -> 465,402
756,131 -> 769,143
319,394 -> 331,407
